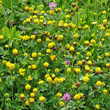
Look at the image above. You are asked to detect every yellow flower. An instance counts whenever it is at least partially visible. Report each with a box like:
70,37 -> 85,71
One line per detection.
64,23 -> 68,28
58,78 -> 64,83
57,35 -> 63,41
46,38 -> 51,42
29,16 -> 32,20
41,11 -> 45,15
25,84 -> 31,90
58,35 -> 63,39
74,94 -> 80,100
48,21 -> 52,25
84,25 -> 89,30
96,81 -> 102,87
20,93 -> 25,100
57,93 -> 62,98
103,89 -> 107,95
91,39 -> 95,44
11,76 -> 15,80
24,6 -> 29,11
87,52 -> 91,56
102,11 -> 106,14
49,10 -> 54,15
4,93 -> 9,97
37,38 -> 41,43
48,43 -> 53,48
23,53 -> 28,57
30,92 -> 35,98
65,44 -> 70,49
33,15 -> 37,19
48,69 -> 50,72
2,27 -> 5,33
78,61 -> 82,66
55,68 -> 59,73
6,62 -> 15,70
23,20 -> 26,24
44,62 -> 49,68
105,52 -> 109,57
105,33 -> 110,37
47,77 -> 52,83
79,93 -> 84,98
84,40 -> 89,45
95,104 -> 100,109
33,88 -> 38,93
66,15 -> 70,18
97,56 -> 101,59
25,100 -> 30,106
34,19 -> 39,24
0,71 -> 4,76
2,60 -> 7,64
83,76 -> 89,83
28,75 -> 32,81
76,68 -> 80,74
101,38 -> 105,42
26,18 -> 31,23
69,23 -> 74,28
73,34 -> 78,38
31,35 -> 35,40
32,64 -> 37,70
95,67 -> 101,73
99,44 -> 102,47
54,78 -> 59,83
69,46 -> 74,52
103,19 -> 107,25
58,8 -> 61,11
102,82 -> 105,86
39,96 -> 45,102
45,74 -> 50,78
67,68 -> 71,73
87,60 -> 92,65
106,63 -> 110,68
68,53 -> 72,56
50,55 -> 55,61
33,10 -> 37,15
38,53 -> 42,56
38,80 -> 44,84
28,65 -> 31,69
39,20 -> 43,23
72,84 -> 75,88
59,101 -> 65,107
101,26 -> 105,30
58,23 -> 63,28
32,52 -> 37,58
72,24 -> 76,28
5,45 -> 9,48
29,98 -> 35,104
40,16 -> 44,19
13,49 -> 18,56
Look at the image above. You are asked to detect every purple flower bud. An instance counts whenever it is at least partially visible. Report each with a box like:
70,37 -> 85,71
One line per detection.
64,60 -> 70,65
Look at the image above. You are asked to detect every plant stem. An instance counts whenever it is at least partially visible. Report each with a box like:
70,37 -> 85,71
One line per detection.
1,6 -> 7,26
11,0 -> 13,20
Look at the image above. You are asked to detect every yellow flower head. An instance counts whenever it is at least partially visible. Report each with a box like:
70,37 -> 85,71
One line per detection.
39,96 -> 45,102
25,84 -> 31,90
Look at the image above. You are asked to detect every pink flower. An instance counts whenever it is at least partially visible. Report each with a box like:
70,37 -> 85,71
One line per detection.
33,31 -> 37,35
62,93 -> 71,102
64,60 -> 70,65
49,2 -> 56,10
